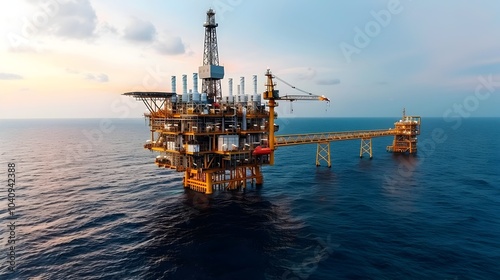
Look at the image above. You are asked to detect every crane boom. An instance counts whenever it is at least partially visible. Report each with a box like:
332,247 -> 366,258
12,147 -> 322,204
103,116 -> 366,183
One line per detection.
278,94 -> 330,102
272,73 -> 330,102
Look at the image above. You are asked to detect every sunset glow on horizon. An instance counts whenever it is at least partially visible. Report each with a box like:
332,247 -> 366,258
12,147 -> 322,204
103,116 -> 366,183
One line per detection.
1,0 -> 499,119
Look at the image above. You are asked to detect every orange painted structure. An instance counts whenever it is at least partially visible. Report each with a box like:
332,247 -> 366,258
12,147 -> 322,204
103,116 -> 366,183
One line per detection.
124,9 -> 421,194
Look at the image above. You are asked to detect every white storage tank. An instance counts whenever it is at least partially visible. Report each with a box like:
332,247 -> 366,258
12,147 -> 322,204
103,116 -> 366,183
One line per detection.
253,93 -> 261,104
218,135 -> 239,151
167,141 -> 176,151
237,95 -> 247,103
193,92 -> 201,102
187,144 -> 200,153
185,90 -> 192,103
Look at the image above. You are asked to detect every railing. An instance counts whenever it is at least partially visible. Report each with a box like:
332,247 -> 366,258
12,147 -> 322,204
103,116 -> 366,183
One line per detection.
275,129 -> 397,146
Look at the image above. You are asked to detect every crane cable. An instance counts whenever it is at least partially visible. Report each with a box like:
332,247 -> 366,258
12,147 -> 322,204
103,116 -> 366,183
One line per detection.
273,74 -> 330,113
273,75 -> 314,96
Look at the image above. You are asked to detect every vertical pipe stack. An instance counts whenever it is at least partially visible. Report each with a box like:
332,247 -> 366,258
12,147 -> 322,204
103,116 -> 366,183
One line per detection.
182,74 -> 187,94
193,73 -> 198,93
229,78 -> 233,96
253,75 -> 257,95
193,73 -> 200,102
240,77 -> 245,96
171,76 -> 178,103
172,76 -> 177,93
182,74 -> 188,103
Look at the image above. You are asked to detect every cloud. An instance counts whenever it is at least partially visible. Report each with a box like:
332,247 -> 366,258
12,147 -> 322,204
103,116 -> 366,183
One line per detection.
7,0 -> 97,53
0,73 -> 23,80
85,73 -> 109,83
19,88 -> 31,93
453,60 -> 500,77
45,0 -> 98,39
99,22 -> 118,35
65,68 -> 80,74
66,68 -> 108,82
122,18 -> 186,55
154,36 -> 186,55
124,18 -> 157,42
316,78 -> 340,85
279,67 -> 317,81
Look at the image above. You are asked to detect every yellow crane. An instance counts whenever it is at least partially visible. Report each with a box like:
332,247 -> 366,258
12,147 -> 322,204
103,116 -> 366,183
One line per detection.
262,69 -> 330,165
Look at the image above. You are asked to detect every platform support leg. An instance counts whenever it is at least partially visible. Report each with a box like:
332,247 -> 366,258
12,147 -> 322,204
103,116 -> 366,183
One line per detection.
360,138 -> 373,159
183,171 -> 189,187
316,142 -> 331,168
255,166 -> 263,186
205,172 -> 213,194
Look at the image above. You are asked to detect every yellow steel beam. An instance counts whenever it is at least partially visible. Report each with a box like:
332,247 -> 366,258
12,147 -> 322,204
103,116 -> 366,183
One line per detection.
275,129 -> 396,147
263,69 -> 277,165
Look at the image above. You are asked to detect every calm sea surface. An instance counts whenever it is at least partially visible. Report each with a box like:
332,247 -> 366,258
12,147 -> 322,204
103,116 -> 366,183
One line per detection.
0,117 -> 499,279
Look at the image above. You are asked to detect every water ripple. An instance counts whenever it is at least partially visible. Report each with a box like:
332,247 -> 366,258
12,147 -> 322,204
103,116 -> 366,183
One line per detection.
0,118 -> 499,279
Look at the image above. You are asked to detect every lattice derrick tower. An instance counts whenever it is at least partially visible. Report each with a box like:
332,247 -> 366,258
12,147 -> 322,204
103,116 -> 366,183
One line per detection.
199,8 -> 224,103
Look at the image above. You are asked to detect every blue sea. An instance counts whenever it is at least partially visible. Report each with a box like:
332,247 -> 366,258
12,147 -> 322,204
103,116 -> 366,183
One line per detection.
0,117 -> 499,279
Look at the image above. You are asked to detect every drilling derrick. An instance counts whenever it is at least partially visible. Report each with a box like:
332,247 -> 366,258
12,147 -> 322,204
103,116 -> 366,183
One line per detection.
199,8 -> 224,103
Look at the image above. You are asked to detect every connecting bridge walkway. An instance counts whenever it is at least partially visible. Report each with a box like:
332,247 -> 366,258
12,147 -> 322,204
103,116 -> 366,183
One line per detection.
274,125 -> 414,167
275,129 -> 396,146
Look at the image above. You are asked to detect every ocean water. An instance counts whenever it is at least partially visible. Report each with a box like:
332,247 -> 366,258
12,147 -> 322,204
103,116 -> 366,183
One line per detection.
0,117 -> 499,279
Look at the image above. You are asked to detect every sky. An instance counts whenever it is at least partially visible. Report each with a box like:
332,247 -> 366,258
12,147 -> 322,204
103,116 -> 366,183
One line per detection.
1,0 -> 499,119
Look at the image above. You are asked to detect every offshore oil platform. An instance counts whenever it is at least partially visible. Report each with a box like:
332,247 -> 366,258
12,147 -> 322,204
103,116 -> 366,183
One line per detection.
125,9 -> 421,194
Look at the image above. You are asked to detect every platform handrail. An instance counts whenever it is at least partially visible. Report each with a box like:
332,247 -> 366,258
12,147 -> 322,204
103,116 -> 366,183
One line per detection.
275,129 -> 396,146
